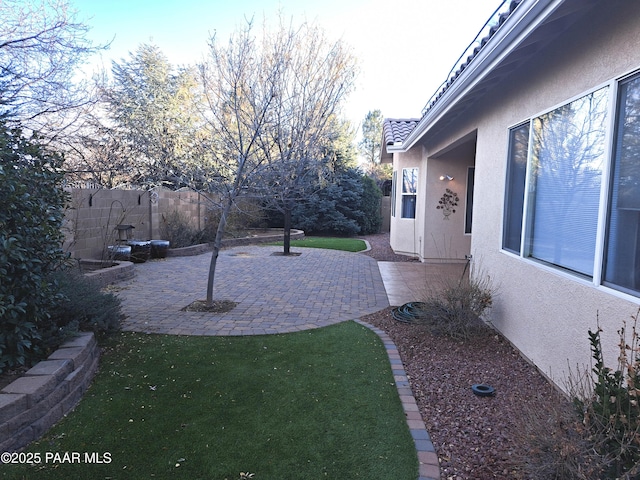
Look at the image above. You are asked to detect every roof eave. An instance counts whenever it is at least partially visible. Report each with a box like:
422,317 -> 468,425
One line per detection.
397,0 -> 565,152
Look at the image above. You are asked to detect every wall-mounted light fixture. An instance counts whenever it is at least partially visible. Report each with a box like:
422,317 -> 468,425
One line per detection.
439,174 -> 454,181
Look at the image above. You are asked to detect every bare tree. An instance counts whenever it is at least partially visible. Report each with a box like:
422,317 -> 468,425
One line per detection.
0,0 -> 104,141
195,21 -> 283,306
63,104 -> 134,188
193,18 -> 358,305
259,21 -> 357,254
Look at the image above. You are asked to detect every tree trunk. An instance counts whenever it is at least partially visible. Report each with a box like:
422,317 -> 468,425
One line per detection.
283,207 -> 292,255
206,201 -> 231,305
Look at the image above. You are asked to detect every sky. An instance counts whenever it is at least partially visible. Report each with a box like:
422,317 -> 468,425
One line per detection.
69,0 -> 502,132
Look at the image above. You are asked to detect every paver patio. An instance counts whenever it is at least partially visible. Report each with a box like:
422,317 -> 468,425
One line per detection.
116,245 -> 390,335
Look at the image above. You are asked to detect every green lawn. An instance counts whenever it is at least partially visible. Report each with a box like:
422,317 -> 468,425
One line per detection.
271,236 -> 367,252
3,322 -> 417,480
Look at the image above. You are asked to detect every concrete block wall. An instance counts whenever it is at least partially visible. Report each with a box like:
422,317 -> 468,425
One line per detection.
0,332 -> 99,453
64,188 -> 209,261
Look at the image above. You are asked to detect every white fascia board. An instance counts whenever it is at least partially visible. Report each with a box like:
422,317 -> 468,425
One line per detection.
397,0 -> 566,152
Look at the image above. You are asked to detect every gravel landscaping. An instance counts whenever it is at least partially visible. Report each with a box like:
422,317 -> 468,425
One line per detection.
360,233 -> 578,480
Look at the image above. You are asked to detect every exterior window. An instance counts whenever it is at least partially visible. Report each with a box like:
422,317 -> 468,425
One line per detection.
503,87 -> 610,275
391,170 -> 397,217
502,123 -> 529,253
604,73 -> 640,295
525,87 -> 608,276
465,167 -> 475,234
401,167 -> 417,218
501,71 -> 640,297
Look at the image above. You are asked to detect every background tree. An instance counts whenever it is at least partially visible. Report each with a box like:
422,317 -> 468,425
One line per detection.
358,110 -> 382,164
0,0 -> 103,141
98,44 -> 202,188
358,109 -> 391,183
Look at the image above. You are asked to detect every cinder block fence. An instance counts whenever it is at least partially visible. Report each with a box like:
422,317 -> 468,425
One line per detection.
64,187 -> 208,261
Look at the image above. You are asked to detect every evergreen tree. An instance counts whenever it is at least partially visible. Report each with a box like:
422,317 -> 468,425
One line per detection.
358,109 -> 391,182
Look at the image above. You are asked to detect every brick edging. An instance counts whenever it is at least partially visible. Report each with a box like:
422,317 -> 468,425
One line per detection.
355,320 -> 441,480
0,332 -> 100,453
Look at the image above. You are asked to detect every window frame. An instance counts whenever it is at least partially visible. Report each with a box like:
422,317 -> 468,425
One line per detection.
391,170 -> 397,217
465,166 -> 475,235
601,71 -> 640,296
401,167 -> 418,219
502,122 -> 530,253
499,74 -> 640,302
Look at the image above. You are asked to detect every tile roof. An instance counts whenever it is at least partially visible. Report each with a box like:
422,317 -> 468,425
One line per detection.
382,1 -> 524,149
383,118 -> 420,145
422,0 -> 523,115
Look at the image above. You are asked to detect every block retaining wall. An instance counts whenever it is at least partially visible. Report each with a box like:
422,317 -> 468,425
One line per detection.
166,229 -> 305,257
0,332 -> 99,452
81,260 -> 135,287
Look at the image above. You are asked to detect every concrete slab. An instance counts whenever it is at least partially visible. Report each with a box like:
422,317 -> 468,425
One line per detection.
378,261 -> 468,306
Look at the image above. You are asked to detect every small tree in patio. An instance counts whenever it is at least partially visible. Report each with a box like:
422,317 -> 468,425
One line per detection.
257,20 -> 357,254
191,18 -> 358,305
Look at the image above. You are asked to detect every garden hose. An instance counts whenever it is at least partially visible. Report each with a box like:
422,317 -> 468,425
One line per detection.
392,302 -> 428,324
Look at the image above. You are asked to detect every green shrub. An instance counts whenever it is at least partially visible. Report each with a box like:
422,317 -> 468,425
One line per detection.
45,269 -> 122,347
0,124 -> 69,371
570,313 -> 640,478
358,175 -> 382,235
293,167 -> 377,236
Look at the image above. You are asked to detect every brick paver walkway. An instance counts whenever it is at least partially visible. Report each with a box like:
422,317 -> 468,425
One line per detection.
117,245 -> 389,335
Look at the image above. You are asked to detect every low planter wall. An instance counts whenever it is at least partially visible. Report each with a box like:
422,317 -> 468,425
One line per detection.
167,229 -> 305,257
80,259 -> 135,287
0,332 -> 99,452
166,243 -> 212,257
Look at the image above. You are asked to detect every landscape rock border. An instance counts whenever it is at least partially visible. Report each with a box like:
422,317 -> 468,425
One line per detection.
0,332 -> 99,453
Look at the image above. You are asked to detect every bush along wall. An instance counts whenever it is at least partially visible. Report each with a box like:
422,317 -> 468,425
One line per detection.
0,123 -> 71,372
1,125 -> 117,377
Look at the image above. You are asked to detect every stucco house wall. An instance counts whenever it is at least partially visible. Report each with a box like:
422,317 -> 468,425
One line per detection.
471,0 -> 640,387
391,144 -> 472,262
390,148 -> 423,258
386,0 -> 640,391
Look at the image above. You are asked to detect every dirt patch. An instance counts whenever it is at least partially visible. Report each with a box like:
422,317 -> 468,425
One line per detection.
362,307 -> 573,479
181,300 -> 238,313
